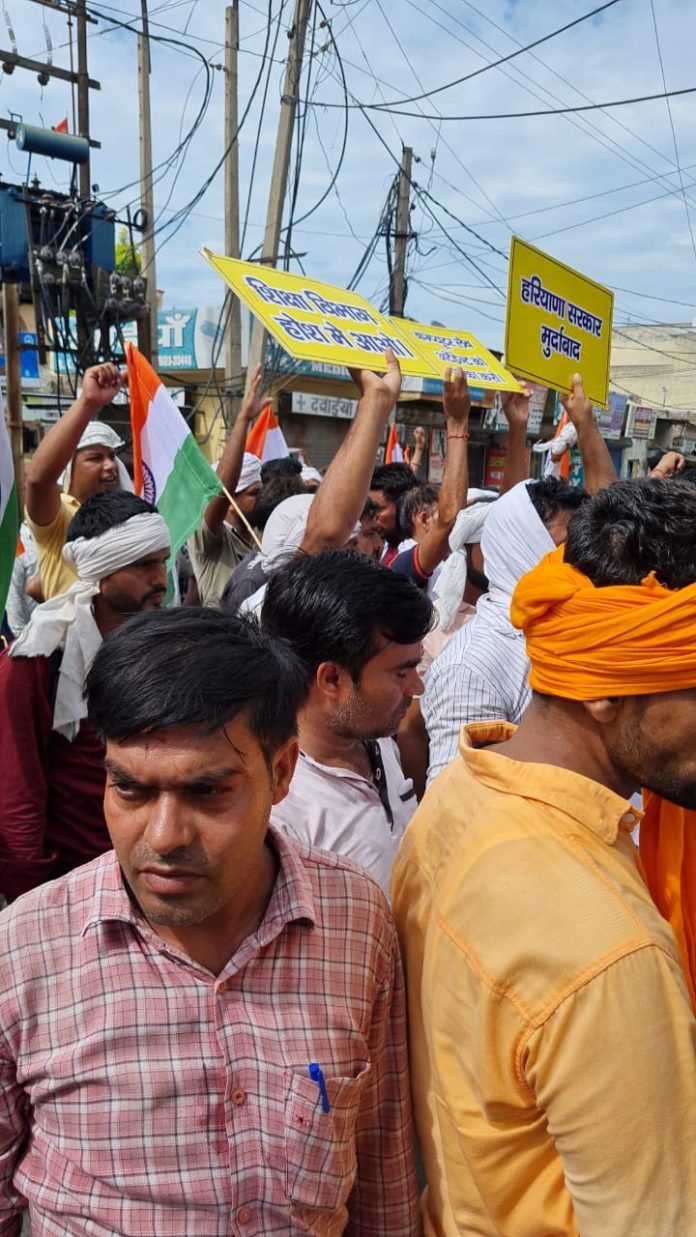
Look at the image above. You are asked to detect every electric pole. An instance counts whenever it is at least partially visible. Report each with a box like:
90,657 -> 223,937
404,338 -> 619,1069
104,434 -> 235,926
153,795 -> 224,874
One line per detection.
2,284 -> 24,496
244,0 -> 312,394
224,2 -> 241,428
137,0 -> 158,366
390,146 -> 413,318
75,0 -> 91,198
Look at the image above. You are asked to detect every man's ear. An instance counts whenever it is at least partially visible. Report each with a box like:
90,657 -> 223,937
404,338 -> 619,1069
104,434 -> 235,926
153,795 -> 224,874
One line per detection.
270,737 -> 299,804
315,660 -> 352,702
581,697 -> 624,725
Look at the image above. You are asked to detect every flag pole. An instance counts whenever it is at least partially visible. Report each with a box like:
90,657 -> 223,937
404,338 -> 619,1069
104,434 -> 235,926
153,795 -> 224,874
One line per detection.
219,483 -> 263,551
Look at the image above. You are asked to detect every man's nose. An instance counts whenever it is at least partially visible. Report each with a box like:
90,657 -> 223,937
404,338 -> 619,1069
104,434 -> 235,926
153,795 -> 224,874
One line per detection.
143,793 -> 196,854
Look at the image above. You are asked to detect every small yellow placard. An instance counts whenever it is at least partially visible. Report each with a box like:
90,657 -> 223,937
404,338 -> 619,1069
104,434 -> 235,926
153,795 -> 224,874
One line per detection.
504,237 -> 613,407
202,249 -> 439,378
389,317 -> 521,392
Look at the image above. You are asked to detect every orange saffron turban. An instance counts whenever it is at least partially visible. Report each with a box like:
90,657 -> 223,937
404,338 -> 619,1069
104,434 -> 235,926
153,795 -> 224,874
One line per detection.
511,545 -> 696,699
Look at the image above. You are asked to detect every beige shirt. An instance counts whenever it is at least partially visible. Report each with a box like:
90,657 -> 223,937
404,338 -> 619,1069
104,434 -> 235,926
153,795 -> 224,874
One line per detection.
187,519 -> 250,608
392,721 -> 696,1236
26,493 -> 81,601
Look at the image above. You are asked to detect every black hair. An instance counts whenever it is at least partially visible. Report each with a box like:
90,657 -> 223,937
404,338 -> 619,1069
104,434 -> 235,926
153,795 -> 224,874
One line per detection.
261,547 -> 434,683
369,462 -> 420,501
396,483 -> 439,540
260,456 -> 302,483
564,477 -> 696,590
526,477 -> 588,526
252,473 -> 306,531
85,608 -> 308,764
66,491 -> 156,542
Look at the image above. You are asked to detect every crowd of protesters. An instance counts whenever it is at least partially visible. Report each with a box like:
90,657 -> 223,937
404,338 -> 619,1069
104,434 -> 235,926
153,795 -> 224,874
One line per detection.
1,348 -> 695,1236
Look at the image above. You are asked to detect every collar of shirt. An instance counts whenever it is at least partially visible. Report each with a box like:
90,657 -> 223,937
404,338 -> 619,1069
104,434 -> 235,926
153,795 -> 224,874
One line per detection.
459,721 -> 640,845
79,825 -> 317,949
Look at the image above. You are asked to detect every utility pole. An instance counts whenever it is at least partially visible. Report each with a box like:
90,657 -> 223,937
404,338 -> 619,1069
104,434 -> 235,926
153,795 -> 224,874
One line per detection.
390,145 -> 413,318
75,0 -> 91,198
244,0 -> 312,394
223,2 -> 241,429
137,0 -> 158,366
2,284 -> 24,496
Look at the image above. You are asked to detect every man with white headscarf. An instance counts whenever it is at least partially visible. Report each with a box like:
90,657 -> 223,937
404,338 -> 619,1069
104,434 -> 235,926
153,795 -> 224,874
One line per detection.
239,350 -> 405,615
423,375 -> 617,784
24,362 -> 131,601
0,491 -> 169,902
187,364 -> 265,607
423,477 -> 589,784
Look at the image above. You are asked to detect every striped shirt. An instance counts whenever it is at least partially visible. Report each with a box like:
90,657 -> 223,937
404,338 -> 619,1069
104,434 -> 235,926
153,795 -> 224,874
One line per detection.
423,601 -> 531,785
0,830 -> 419,1236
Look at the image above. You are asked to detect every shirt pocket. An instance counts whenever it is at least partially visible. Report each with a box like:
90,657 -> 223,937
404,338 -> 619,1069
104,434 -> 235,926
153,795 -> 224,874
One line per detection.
284,1062 -> 372,1211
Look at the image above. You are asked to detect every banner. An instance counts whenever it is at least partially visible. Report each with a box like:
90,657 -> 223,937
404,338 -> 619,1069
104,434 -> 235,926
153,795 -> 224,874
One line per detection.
203,250 -> 438,378
388,318 -> 520,392
504,237 -> 613,407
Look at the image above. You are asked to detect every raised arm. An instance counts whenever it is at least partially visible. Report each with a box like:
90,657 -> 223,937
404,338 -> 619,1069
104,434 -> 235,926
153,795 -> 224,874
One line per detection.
410,426 -> 426,478
499,383 -> 532,493
412,368 -> 471,577
25,364 -> 124,526
203,364 -> 264,535
301,350 -> 401,554
561,373 -> 616,493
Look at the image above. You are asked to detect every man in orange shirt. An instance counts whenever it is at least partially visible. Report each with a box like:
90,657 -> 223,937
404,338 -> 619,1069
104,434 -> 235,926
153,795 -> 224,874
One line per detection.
393,476 -> 696,1236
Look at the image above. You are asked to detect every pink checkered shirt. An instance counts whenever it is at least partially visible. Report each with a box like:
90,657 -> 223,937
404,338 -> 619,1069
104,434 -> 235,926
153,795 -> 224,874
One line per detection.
0,827 -> 419,1236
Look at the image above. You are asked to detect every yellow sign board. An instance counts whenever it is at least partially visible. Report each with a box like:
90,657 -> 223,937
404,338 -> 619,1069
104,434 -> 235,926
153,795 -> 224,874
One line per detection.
202,250 -> 439,378
504,237 -> 613,407
389,317 -> 521,392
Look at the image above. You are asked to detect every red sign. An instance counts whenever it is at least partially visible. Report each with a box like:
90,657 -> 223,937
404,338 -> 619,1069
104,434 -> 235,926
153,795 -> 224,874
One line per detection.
485,448 -> 508,490
484,446 -> 530,490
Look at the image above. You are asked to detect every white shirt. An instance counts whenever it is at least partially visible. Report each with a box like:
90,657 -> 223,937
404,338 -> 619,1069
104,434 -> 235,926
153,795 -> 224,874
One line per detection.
270,738 -> 417,895
422,600 -> 532,786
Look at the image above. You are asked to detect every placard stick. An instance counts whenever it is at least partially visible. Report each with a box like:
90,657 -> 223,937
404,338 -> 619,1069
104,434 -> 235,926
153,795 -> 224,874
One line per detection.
219,482 -> 263,551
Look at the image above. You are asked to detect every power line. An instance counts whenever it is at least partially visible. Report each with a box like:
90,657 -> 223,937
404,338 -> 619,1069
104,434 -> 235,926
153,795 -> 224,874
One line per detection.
350,0 -> 627,110
354,84 -> 696,123
648,0 -> 696,268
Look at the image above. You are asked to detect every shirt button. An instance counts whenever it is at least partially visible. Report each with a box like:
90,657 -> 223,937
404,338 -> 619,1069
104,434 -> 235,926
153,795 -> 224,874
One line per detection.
232,1088 -> 246,1106
237,1206 -> 253,1225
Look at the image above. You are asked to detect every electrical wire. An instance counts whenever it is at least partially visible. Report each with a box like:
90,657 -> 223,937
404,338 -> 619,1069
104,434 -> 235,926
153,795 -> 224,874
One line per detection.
357,84 -> 696,123
648,0 -> 696,267
319,0 -> 627,109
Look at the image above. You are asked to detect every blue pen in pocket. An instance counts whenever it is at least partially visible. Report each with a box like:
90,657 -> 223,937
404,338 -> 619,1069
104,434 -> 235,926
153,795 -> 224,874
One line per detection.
308,1062 -> 331,1113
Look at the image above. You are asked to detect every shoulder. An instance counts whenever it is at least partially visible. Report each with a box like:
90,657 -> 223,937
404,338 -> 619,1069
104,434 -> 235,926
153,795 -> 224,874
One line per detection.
0,853 -> 117,979
278,831 -> 397,963
392,545 -> 429,587
26,494 -> 76,542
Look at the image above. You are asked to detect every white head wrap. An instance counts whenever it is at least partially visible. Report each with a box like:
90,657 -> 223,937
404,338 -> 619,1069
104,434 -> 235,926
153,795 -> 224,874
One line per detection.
479,480 -> 555,617
301,465 -> 322,487
61,421 -> 133,494
10,512 -> 170,740
255,493 -> 315,576
236,452 -> 262,494
434,488 -> 497,632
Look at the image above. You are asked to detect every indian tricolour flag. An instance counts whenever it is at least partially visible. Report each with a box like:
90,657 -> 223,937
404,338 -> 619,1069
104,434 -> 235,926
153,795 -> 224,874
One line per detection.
0,390 -> 19,619
127,344 -> 221,558
246,403 -> 290,463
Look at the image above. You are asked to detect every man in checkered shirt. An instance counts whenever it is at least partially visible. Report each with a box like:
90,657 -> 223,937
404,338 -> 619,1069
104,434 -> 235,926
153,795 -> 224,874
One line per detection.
0,608 -> 419,1236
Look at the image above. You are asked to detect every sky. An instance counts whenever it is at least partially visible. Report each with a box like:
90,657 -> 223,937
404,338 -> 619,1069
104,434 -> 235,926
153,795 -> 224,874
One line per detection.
3,0 -> 696,355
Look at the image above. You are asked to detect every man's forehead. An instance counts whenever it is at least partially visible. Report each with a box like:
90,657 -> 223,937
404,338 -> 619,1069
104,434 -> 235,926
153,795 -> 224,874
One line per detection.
105,722 -> 255,770
76,444 -> 116,456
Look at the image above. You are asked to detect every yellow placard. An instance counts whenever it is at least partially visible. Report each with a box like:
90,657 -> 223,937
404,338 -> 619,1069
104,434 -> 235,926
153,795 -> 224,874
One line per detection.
389,317 -> 521,392
504,237 -> 613,407
202,250 -> 439,378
